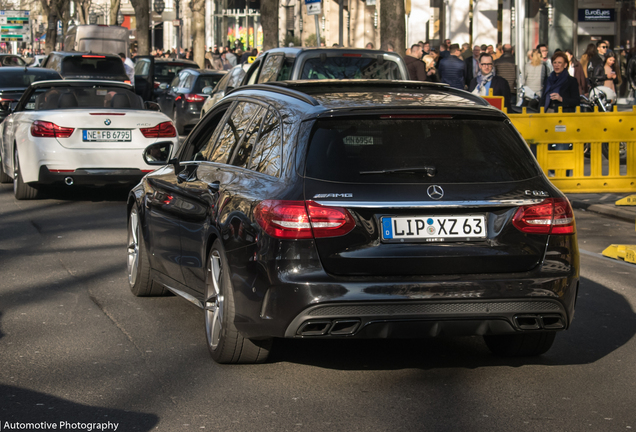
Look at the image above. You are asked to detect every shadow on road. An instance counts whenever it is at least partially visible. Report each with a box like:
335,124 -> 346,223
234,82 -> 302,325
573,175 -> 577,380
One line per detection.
268,276 -> 636,370
0,384 -> 158,431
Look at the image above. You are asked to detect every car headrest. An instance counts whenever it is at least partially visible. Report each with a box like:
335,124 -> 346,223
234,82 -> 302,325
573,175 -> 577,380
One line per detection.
111,93 -> 130,108
58,92 -> 78,108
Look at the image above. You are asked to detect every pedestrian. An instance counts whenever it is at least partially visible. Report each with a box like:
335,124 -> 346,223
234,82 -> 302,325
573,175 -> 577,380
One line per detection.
595,51 -> 619,94
438,43 -> 449,60
460,43 -> 471,60
627,51 -> 636,99
539,51 -> 579,113
404,44 -> 427,81
469,53 -> 511,109
119,52 -> 135,86
589,41 -> 608,86
523,49 -> 548,97
465,45 -> 481,87
220,53 -> 232,70
565,49 -> 588,96
438,44 -> 466,89
537,44 -> 553,73
492,43 -> 503,60
365,42 -> 374,50
580,43 -> 597,81
420,41 -> 430,56
494,44 -> 516,97
422,55 -> 438,82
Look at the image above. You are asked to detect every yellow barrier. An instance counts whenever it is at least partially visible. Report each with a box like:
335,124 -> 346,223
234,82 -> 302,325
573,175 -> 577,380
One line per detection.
506,106 -> 636,193
602,244 -> 636,264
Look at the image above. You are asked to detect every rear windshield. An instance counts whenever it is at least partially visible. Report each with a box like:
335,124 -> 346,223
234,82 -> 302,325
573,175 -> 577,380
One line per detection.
25,86 -> 143,111
155,63 -> 193,83
305,117 -> 542,183
61,56 -> 126,77
193,75 -> 223,93
0,70 -> 60,87
77,40 -> 126,55
300,57 -> 404,80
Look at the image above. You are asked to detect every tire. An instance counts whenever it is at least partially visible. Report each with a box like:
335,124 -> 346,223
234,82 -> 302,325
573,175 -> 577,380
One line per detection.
204,239 -> 271,364
13,149 -> 39,200
601,142 -> 627,163
483,332 -> 556,357
0,158 -> 11,183
127,205 -> 168,296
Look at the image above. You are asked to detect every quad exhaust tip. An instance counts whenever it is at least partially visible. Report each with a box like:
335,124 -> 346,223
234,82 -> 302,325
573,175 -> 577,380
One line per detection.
64,177 -> 74,186
514,314 -> 565,330
297,319 -> 361,336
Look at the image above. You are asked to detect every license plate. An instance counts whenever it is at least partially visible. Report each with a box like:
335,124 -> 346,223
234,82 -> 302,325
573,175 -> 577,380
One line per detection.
381,215 -> 487,242
83,130 -> 131,142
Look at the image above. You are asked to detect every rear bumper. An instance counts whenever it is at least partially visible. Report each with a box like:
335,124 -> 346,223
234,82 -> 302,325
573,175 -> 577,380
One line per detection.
38,165 -> 151,186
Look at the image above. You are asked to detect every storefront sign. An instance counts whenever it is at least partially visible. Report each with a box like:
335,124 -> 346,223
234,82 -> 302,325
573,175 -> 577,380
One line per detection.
222,9 -> 259,16
577,21 -> 615,35
578,9 -> 615,22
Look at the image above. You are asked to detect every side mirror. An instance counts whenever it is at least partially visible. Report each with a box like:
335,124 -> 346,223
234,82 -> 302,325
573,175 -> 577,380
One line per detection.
143,141 -> 173,166
145,101 -> 161,111
159,83 -> 169,90
202,86 -> 213,95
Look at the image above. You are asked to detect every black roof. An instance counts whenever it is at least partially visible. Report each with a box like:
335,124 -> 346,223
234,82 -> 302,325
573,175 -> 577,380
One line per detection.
227,80 -> 494,112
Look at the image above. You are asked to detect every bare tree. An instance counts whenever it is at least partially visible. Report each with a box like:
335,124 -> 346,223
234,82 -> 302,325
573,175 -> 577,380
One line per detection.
129,0 -> 149,54
380,0 -> 405,57
109,0 -> 120,26
0,0 -> 18,9
260,0 -> 278,51
76,0 -> 91,24
40,0 -> 70,53
190,0 -> 205,68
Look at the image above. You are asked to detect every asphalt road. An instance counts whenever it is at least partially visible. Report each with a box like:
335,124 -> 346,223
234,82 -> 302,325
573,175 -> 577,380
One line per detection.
1,184 -> 636,432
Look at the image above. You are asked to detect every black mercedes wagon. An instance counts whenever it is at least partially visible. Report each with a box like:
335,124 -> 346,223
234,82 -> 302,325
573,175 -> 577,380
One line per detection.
127,80 -> 579,364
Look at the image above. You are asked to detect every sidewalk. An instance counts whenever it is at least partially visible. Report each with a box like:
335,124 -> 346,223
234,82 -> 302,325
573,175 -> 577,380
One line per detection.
567,193 -> 636,223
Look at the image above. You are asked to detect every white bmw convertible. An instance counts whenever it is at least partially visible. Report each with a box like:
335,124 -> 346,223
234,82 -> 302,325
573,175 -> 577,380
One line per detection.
0,80 -> 179,199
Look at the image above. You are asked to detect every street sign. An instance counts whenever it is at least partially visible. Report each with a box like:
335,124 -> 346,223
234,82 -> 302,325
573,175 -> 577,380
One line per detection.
305,0 -> 321,15
172,19 -> 180,26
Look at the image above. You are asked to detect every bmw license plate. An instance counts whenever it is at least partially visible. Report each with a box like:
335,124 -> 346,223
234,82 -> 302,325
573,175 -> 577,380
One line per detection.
381,215 -> 487,242
83,130 -> 131,142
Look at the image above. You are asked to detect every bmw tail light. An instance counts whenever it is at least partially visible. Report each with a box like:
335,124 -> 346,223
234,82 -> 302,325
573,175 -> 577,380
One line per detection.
512,198 -> 575,235
140,121 -> 177,138
31,120 -> 74,138
154,81 -> 161,89
185,93 -> 206,103
254,200 -> 355,240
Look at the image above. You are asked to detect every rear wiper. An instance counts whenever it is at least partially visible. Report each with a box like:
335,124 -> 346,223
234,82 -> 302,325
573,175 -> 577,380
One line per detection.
359,166 -> 437,177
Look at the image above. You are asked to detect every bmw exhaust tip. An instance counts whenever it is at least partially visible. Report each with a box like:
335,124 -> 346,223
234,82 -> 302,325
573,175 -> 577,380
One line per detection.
64,177 -> 74,186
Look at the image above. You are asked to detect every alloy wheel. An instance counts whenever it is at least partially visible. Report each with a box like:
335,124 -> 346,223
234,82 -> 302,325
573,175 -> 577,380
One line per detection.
127,208 -> 139,287
205,250 -> 224,350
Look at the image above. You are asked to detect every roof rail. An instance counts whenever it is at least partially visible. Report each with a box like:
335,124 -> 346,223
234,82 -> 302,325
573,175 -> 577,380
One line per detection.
226,84 -> 321,106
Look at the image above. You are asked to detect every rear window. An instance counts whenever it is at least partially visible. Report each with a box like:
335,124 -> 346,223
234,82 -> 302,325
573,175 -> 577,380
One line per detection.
25,86 -> 143,111
193,75 -> 223,93
155,63 -> 194,83
1,56 -> 26,66
300,57 -> 403,80
0,70 -> 60,87
305,117 -> 542,183
61,56 -> 126,77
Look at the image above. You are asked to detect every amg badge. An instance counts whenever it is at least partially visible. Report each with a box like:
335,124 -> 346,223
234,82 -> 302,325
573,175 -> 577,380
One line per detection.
313,193 -> 353,198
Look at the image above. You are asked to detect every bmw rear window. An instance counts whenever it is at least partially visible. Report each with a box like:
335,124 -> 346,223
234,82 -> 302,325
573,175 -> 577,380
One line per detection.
304,116 -> 542,183
25,86 -> 143,110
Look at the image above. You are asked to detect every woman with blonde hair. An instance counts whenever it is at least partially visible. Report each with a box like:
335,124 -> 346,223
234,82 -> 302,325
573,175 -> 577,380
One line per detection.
523,49 -> 547,97
422,54 -> 438,82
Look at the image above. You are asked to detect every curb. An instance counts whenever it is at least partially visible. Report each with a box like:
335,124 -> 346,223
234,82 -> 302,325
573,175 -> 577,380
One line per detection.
570,200 -> 636,223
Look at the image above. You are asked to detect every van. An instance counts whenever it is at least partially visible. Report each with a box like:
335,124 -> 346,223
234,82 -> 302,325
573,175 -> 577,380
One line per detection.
64,25 -> 129,56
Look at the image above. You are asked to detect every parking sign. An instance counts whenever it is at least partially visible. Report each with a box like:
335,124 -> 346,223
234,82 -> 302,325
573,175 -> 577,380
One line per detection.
305,0 -> 321,15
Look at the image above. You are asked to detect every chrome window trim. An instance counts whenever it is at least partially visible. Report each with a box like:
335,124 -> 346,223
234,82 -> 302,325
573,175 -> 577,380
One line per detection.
312,199 -> 545,209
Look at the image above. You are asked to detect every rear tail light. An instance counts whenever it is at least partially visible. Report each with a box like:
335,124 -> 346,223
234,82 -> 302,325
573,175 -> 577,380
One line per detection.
140,121 -> 177,138
154,81 -> 161,89
254,200 -> 355,239
82,55 -> 106,58
31,120 -> 74,138
512,198 -> 575,235
124,80 -> 132,85
185,93 -> 206,103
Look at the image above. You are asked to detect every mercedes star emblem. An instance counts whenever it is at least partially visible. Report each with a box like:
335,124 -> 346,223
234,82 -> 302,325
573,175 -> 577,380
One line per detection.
427,185 -> 444,200
104,119 -> 111,126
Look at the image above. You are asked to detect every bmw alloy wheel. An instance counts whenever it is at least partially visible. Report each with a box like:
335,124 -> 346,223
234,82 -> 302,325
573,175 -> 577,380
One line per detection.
127,208 -> 140,287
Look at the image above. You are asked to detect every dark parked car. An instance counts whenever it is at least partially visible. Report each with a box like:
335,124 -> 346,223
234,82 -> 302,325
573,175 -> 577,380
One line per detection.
158,68 -> 225,135
241,47 -> 409,86
200,64 -> 248,118
127,80 -> 579,364
133,57 -> 199,102
40,52 -> 129,82
0,54 -> 27,66
0,67 -> 62,122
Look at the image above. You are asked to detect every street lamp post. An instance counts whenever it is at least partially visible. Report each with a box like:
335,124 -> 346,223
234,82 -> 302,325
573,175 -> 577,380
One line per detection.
153,0 -> 165,52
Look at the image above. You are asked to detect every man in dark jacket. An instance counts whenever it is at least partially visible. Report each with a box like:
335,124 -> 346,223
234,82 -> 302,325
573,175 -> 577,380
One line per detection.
438,44 -> 465,89
469,53 -> 512,110
589,40 -> 608,86
465,45 -> 481,87
494,44 -> 516,98
405,44 -> 426,81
